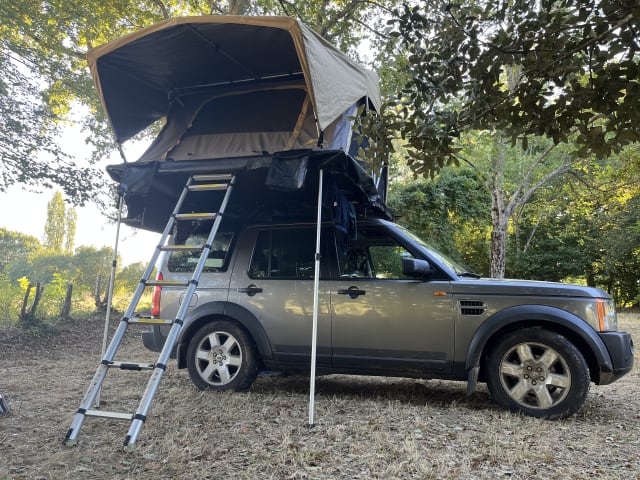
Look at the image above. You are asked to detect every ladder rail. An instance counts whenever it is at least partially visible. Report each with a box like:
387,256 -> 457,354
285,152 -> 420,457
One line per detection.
124,175 -> 235,447
120,176 -> 195,324
65,173 -> 236,448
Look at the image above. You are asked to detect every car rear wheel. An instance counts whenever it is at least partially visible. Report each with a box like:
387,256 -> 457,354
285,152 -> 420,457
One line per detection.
485,328 -> 590,419
186,320 -> 258,391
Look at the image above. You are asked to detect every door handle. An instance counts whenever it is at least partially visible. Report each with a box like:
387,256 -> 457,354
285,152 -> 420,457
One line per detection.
337,286 -> 366,299
238,284 -> 263,297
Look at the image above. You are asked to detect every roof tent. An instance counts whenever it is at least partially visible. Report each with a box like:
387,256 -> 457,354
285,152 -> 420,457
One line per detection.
89,15 -> 381,161
91,15 -> 389,229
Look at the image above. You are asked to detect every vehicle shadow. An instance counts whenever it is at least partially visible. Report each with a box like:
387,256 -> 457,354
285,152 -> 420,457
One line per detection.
250,372 -> 498,414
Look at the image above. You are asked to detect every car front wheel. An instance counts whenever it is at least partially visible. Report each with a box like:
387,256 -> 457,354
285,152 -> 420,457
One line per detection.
485,328 -> 590,419
186,320 -> 258,391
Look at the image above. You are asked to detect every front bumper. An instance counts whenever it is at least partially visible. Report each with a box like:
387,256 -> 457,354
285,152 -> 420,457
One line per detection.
597,331 -> 634,385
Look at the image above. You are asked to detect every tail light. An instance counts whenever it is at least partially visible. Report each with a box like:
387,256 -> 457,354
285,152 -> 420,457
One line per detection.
151,271 -> 162,316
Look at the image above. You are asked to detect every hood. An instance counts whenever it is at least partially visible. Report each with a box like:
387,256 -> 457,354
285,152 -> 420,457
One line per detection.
452,278 -> 610,299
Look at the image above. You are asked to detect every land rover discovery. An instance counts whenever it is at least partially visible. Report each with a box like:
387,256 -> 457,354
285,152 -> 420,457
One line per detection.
143,216 -> 634,419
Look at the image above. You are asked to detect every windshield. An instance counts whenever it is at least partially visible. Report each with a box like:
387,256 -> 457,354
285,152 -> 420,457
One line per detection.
395,224 -> 470,276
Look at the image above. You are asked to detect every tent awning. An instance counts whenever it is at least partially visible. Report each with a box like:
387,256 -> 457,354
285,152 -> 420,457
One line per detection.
88,16 -> 381,145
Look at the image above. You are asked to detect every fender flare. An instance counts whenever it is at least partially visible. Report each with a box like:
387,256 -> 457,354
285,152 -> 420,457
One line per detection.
175,301 -> 274,368
464,304 -> 613,394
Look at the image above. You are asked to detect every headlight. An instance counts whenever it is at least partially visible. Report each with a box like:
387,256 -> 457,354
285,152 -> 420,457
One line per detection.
595,298 -> 618,332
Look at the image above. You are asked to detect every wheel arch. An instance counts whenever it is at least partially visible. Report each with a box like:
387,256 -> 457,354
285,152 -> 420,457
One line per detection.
465,305 -> 613,393
176,301 -> 274,369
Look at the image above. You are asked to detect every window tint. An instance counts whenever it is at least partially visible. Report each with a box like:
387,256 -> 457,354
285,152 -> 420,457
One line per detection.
338,228 -> 414,280
168,232 -> 234,273
249,229 -> 318,279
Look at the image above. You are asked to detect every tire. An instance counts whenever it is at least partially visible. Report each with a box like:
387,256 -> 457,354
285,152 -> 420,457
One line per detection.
186,320 -> 259,391
485,328 -> 590,419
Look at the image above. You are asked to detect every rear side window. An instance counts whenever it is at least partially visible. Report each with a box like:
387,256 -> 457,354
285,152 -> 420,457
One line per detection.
249,229 -> 317,279
168,232 -> 234,273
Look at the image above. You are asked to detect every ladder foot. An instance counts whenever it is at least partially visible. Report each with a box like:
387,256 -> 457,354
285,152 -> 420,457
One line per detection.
123,435 -> 137,451
64,429 -> 78,447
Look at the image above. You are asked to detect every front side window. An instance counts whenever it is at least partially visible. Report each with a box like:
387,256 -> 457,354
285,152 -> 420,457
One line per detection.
168,232 -> 234,273
249,228 -> 318,279
338,227 -> 414,280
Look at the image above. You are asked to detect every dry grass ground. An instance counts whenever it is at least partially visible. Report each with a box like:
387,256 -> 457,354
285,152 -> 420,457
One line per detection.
0,313 -> 638,479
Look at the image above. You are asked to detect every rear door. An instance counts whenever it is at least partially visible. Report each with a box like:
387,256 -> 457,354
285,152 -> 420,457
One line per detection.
228,226 -> 332,368
330,226 -> 455,375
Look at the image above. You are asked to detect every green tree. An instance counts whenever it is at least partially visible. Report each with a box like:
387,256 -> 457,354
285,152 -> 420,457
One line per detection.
0,228 -> 41,272
1,0 -> 397,202
388,166 -> 491,272
9,252 -> 72,285
115,262 -> 146,295
460,132 -> 587,277
64,208 -> 77,253
43,191 -> 76,253
0,271 -> 23,325
508,145 -> 640,302
71,245 -> 114,296
389,0 -> 640,176
370,1 -> 640,278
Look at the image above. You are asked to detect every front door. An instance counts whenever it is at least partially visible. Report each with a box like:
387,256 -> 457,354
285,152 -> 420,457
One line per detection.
330,226 -> 454,375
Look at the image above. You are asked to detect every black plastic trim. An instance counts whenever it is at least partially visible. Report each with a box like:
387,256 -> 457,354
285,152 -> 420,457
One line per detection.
597,331 -> 634,384
464,304 -> 614,389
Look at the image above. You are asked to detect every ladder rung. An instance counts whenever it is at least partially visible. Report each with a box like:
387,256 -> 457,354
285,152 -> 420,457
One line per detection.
65,172 -> 237,448
188,184 -> 229,192
129,316 -> 173,325
85,409 -> 134,421
159,245 -> 203,252
145,280 -> 188,287
192,174 -> 233,182
105,361 -> 156,371
175,213 -> 218,221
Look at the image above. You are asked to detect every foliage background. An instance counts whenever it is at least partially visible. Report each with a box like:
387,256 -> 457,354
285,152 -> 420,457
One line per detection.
1,0 -> 640,324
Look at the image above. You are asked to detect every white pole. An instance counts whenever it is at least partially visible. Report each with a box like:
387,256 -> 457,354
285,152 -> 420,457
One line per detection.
308,169 -> 323,426
95,193 -> 124,408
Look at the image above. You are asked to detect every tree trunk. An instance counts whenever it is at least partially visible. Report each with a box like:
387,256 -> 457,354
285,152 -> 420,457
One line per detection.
60,283 -> 73,318
19,282 -> 44,327
490,224 -> 507,279
19,284 -> 33,320
94,275 -> 107,312
490,193 -> 508,279
31,283 -> 44,316
488,143 -> 508,279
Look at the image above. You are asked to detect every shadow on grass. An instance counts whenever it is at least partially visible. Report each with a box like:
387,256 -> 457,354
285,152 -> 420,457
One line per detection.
249,372 -> 498,414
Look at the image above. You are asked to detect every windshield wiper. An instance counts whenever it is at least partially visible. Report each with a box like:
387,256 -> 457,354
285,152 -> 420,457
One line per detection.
458,271 -> 482,279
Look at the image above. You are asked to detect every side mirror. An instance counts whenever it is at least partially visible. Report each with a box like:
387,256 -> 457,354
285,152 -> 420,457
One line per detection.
402,258 -> 434,279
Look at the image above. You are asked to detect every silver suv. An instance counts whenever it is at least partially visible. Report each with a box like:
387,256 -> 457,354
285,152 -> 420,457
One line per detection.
143,216 -> 633,419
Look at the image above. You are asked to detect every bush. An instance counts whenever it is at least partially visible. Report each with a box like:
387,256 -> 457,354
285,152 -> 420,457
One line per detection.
0,273 -> 22,327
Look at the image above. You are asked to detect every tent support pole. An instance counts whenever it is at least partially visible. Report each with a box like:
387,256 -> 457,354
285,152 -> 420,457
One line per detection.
308,169 -> 323,427
117,143 -> 128,163
95,193 -> 124,408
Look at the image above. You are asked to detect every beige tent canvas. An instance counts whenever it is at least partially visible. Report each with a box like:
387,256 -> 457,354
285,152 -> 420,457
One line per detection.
88,15 -> 381,161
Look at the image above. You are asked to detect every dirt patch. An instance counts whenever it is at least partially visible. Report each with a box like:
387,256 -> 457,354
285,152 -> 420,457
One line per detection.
0,314 -> 638,479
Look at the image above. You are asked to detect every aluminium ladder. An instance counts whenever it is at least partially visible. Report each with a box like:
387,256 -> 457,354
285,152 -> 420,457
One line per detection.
64,173 -> 236,448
